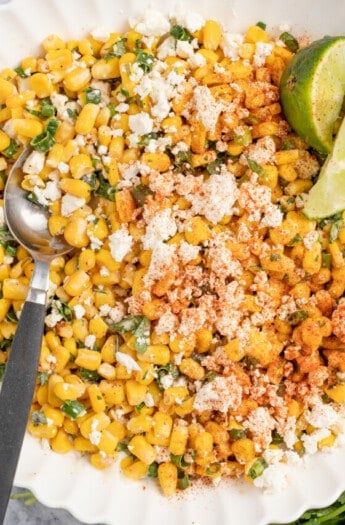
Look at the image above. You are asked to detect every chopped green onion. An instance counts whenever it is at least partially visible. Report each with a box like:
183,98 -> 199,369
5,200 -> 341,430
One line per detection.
135,50 -> 155,73
131,184 -> 153,206
2,139 -> 19,158
178,473 -> 190,490
287,309 -> 308,326
205,462 -> 221,475
31,410 -> 48,426
322,253 -> 331,269
229,428 -> 246,440
40,98 -> 56,117
37,371 -> 48,386
170,453 -> 190,469
56,301 -> 73,322
245,155 -> 264,175
148,461 -> 158,477
329,218 -> 343,242
14,66 -> 29,78
233,126 -> 252,146
170,25 -> 193,42
135,401 -> 145,413
279,31 -> 299,53
247,458 -> 268,479
256,21 -> 267,30
45,118 -> 59,136
61,399 -> 86,420
79,368 -> 101,382
108,315 -> 150,354
95,174 -> 118,201
84,87 -> 101,104
30,131 -> 55,153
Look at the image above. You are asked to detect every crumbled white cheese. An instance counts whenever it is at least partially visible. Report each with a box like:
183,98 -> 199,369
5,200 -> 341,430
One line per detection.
193,85 -> 222,133
142,208 -> 177,249
222,32 -> 244,61
130,9 -> 170,36
193,375 -> 242,413
116,351 -> 141,373
85,334 -> 96,349
22,151 -> 45,175
253,42 -> 274,67
171,9 -> 205,33
129,111 -> 154,136
109,226 -> 133,262
73,304 -> 86,319
61,194 -> 86,216
89,419 -> 101,445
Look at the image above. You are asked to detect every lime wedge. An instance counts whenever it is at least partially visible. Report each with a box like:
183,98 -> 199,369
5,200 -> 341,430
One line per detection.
303,115 -> 345,219
280,36 -> 345,154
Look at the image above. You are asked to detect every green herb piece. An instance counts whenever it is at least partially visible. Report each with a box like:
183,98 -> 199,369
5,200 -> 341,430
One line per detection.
170,25 -> 193,42
233,126 -> 252,146
245,155 -> 264,175
11,490 -> 37,506
81,172 -> 97,188
5,308 -> 18,323
241,356 -> 259,370
271,430 -> 284,445
174,149 -> 193,172
66,107 -> 78,119
31,410 -> 48,426
206,462 -> 221,475
206,157 -> 224,175
37,371 -> 48,386
61,399 -> 86,420
135,401 -> 145,413
329,217 -> 344,242
112,38 -> 127,57
256,21 -> 267,30
57,301 -> 73,322
31,131 -> 55,153
79,368 -> 102,383
156,363 -> 179,389
135,50 -> 155,73
322,252 -> 331,268
45,118 -> 59,136
178,473 -> 190,490
2,139 -> 19,158
288,233 -> 303,245
281,138 -> 297,150
170,453 -> 190,469
40,98 -> 56,117
279,31 -> 299,52
15,66 -> 29,78
288,309 -> 308,326
95,174 -> 118,201
117,440 -> 133,456
131,184 -> 153,206
107,103 -> 117,117
0,226 -> 17,257
138,131 -> 159,147
148,461 -> 158,477
84,87 -> 101,104
0,338 -> 12,350
203,371 -> 217,382
26,192 -> 46,208
270,253 -> 281,261
229,428 -> 246,440
248,457 -> 268,480
108,315 -> 151,354
0,363 -> 6,382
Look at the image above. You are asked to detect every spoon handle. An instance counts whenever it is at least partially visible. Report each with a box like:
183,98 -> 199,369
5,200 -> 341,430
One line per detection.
0,260 -> 49,523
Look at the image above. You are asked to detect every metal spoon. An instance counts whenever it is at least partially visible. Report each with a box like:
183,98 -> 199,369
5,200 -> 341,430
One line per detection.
0,148 -> 72,522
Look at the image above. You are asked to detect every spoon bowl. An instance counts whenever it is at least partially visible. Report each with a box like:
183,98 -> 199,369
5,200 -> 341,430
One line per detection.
0,147 -> 72,523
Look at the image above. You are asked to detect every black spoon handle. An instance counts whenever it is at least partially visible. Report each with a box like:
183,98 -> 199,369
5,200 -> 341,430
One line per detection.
0,299 -> 46,524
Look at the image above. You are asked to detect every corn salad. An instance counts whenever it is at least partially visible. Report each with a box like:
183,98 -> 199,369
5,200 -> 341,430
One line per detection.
1,9 -> 345,496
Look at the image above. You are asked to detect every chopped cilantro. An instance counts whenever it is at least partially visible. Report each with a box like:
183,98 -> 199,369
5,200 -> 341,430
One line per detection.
61,400 -> 86,420
131,184 -> 153,206
31,410 -> 48,426
135,50 -> 155,73
14,66 -> 29,78
287,309 -> 308,326
170,24 -> 193,42
256,21 -> 267,30
56,301 -> 73,323
279,31 -> 299,52
108,315 -> 150,354
84,87 -> 101,104
95,173 -> 118,201
2,139 -> 19,158
37,371 -> 48,386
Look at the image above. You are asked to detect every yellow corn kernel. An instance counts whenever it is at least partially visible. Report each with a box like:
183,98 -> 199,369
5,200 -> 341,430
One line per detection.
127,414 -> 153,434
274,149 -> 300,165
29,73 -> 54,98
128,435 -> 156,465
2,278 -> 28,300
318,433 -> 335,449
169,422 -> 188,456
42,405 -> 64,426
245,25 -> 269,44
142,299 -> 166,321
69,153 -> 93,178
302,242 -> 322,275
125,379 -> 147,406
48,215 -> 68,237
224,339 -> 245,362
63,269 -> 90,296
88,384 -> 106,413
169,334 -> 196,356
59,178 -> 91,200
64,67 -> 91,92
278,163 -> 298,182
28,421 -> 58,440
108,136 -> 125,160
231,438 -> 256,464
47,374 -> 64,407
51,429 -> 73,454
63,218 -> 90,248
98,429 -> 119,454
252,121 -> 280,139
115,189 -> 136,222
78,248 -> 96,271
164,386 -> 189,406
0,130 -> 10,151
80,412 -> 111,439
152,412 -> 173,441
74,436 -> 98,453
91,57 -> 120,79
285,179 -> 313,196
0,78 -> 17,103
90,452 -> 114,470
325,384 -> 345,403
46,48 -> 73,70
158,462 -> 178,497
137,344 -> 170,366
202,20 -> 222,50
53,381 -> 81,401
75,347 -> 102,371
12,117 -> 44,138
89,316 -> 108,339
122,459 -> 148,480
179,358 -> 205,380
75,103 -> 100,135
141,152 -> 171,172
0,298 -> 11,322
184,216 -> 211,245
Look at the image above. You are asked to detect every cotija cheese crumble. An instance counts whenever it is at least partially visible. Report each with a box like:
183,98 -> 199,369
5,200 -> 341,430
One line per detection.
1,7 -> 345,496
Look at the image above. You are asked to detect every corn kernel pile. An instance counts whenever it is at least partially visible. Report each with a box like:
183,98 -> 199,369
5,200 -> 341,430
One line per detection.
1,9 -> 345,496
